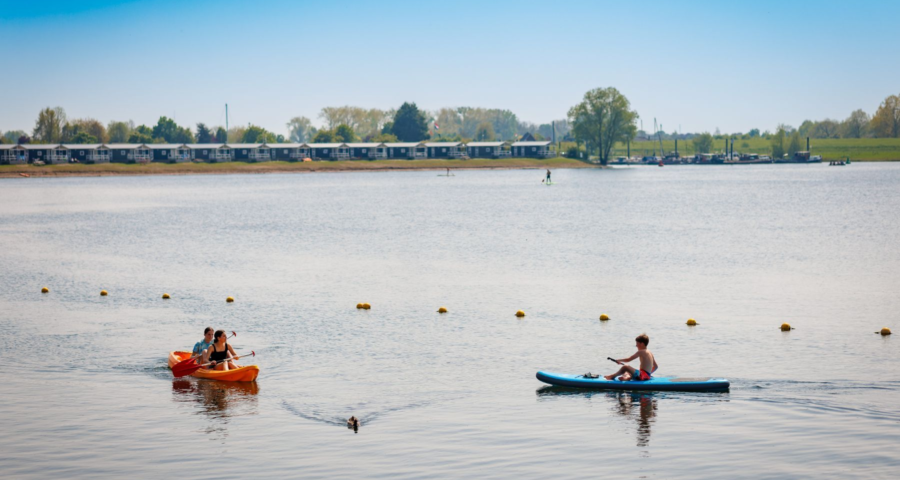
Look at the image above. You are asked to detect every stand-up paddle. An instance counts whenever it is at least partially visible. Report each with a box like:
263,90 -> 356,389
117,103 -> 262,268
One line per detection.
172,350 -> 255,378
607,357 -> 623,365
171,331 -> 236,371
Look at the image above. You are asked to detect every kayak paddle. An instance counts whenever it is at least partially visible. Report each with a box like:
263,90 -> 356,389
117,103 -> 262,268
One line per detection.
607,357 -> 623,365
172,331 -> 236,371
172,350 -> 255,378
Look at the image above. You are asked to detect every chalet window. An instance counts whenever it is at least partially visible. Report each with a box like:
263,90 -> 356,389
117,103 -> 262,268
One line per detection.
80,151 -> 85,155
162,151 -> 167,155
283,150 -> 288,154
442,148 -> 446,152
362,149 -> 367,153
37,151 -> 42,156
203,150 -> 208,154
121,150 -> 126,154
532,147 -> 536,152
242,150 -> 247,154
323,149 -> 329,153
401,149 -> 406,153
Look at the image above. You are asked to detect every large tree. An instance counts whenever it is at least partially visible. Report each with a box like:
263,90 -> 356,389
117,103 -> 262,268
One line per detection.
840,109 -> 869,138
474,122 -> 495,141
692,132 -> 714,153
311,129 -> 336,143
390,102 -> 429,142
286,116 -> 315,142
812,119 -> 840,138
214,127 -> 227,143
787,130 -> 803,156
870,94 -> 900,138
32,106 -> 67,143
770,128 -> 786,159
241,125 -> 275,143
62,118 -> 108,143
334,124 -> 357,143
195,123 -> 213,143
152,116 -> 194,143
107,120 -> 133,143
128,125 -> 153,144
567,87 -> 638,165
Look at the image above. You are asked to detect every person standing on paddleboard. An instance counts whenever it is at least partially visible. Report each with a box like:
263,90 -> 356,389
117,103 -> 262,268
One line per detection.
192,327 -> 214,360
545,169 -> 551,183
203,329 -> 242,371
605,333 -> 658,381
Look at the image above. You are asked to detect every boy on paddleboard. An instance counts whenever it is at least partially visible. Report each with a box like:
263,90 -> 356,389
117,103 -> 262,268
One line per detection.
605,333 -> 658,381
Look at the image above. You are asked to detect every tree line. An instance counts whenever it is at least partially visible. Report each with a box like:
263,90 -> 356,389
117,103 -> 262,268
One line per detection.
2,102 -> 570,147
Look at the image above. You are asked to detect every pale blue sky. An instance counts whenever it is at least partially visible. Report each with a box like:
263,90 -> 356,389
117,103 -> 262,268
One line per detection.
1,0 -> 898,136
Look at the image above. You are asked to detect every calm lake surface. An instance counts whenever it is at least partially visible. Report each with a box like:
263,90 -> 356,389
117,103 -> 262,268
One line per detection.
1,164 -> 898,479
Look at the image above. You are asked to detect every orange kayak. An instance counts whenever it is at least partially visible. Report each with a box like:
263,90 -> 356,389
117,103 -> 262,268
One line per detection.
168,351 -> 259,382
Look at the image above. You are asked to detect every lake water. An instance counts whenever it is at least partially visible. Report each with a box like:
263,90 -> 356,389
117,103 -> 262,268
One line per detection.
1,164 -> 898,479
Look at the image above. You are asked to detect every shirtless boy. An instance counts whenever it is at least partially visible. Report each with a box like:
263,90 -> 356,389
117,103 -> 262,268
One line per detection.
605,333 -> 659,381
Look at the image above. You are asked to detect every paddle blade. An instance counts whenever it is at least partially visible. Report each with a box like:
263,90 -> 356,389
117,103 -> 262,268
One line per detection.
171,356 -> 197,371
172,360 -> 203,378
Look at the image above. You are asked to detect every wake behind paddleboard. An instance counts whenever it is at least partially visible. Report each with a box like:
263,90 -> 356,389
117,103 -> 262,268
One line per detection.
536,371 -> 729,392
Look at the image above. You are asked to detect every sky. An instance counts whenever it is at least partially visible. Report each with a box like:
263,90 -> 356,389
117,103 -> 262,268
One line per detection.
1,0 -> 899,136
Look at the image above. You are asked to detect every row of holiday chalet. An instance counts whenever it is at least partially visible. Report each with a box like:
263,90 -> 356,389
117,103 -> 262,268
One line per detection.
0,141 -> 554,164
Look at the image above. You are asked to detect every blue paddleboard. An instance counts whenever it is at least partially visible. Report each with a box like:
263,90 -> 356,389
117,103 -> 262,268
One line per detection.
536,371 -> 729,392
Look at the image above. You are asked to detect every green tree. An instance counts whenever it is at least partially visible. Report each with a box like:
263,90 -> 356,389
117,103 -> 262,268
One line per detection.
311,130 -> 336,143
196,123 -> 213,143
370,133 -> 398,142
787,130 -> 802,156
214,127 -> 227,143
840,109 -> 869,138
275,134 -> 285,143
70,131 -> 98,144
286,116 -> 315,142
390,102 -> 428,141
748,128 -> 760,137
334,124 -> 356,143
771,128 -> 786,159
32,106 -> 67,143
692,132 -> 714,153
152,117 -> 180,142
567,87 -> 638,165
870,94 -> 900,138
3,130 -> 26,143
128,125 -> 153,144
474,122 -> 495,141
107,120 -> 133,143
242,125 -> 275,143
812,119 -> 840,138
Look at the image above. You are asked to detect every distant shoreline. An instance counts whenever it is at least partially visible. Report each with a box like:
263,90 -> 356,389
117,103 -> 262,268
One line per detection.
0,158 -> 598,178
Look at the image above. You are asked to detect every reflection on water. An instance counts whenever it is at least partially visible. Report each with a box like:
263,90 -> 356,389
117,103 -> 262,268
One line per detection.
172,380 -> 259,438
611,392 -> 657,448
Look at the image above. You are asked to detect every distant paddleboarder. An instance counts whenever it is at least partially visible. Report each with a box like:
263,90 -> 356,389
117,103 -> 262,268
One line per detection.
543,169 -> 551,184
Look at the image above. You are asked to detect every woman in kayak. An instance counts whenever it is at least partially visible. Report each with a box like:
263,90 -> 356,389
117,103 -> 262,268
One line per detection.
191,327 -> 214,360
605,333 -> 658,381
203,329 -> 242,371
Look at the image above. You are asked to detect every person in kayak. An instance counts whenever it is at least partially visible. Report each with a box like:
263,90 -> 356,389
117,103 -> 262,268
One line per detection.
605,333 -> 658,381
203,329 -> 242,371
191,327 -> 214,360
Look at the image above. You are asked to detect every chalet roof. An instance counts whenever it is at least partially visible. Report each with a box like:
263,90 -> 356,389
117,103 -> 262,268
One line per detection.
424,142 -> 461,147
465,141 -> 507,147
184,144 -> 225,149
264,143 -> 307,149
344,143 -> 384,148
106,143 -> 146,149
60,144 -> 108,150
22,144 -> 61,150
225,143 -> 264,149
146,144 -> 184,149
307,143 -> 348,148
384,142 -> 422,148
511,141 -> 551,147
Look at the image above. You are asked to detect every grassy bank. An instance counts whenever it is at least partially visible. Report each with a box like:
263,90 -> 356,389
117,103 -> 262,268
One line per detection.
0,157 -> 592,178
604,138 -> 900,161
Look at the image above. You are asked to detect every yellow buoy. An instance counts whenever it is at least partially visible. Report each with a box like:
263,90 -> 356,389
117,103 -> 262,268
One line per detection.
41,287 -> 49,293
162,293 -> 170,299
599,314 -> 610,321
362,303 -> 371,310
356,303 -> 364,309
515,310 -> 526,317
879,327 -> 892,336
780,323 -> 793,331
226,296 -> 234,303
686,318 -> 697,326
100,290 -> 108,296
438,307 -> 448,313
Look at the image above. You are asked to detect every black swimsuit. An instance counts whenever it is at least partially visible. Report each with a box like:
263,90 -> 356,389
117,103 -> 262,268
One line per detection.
210,343 -> 230,363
